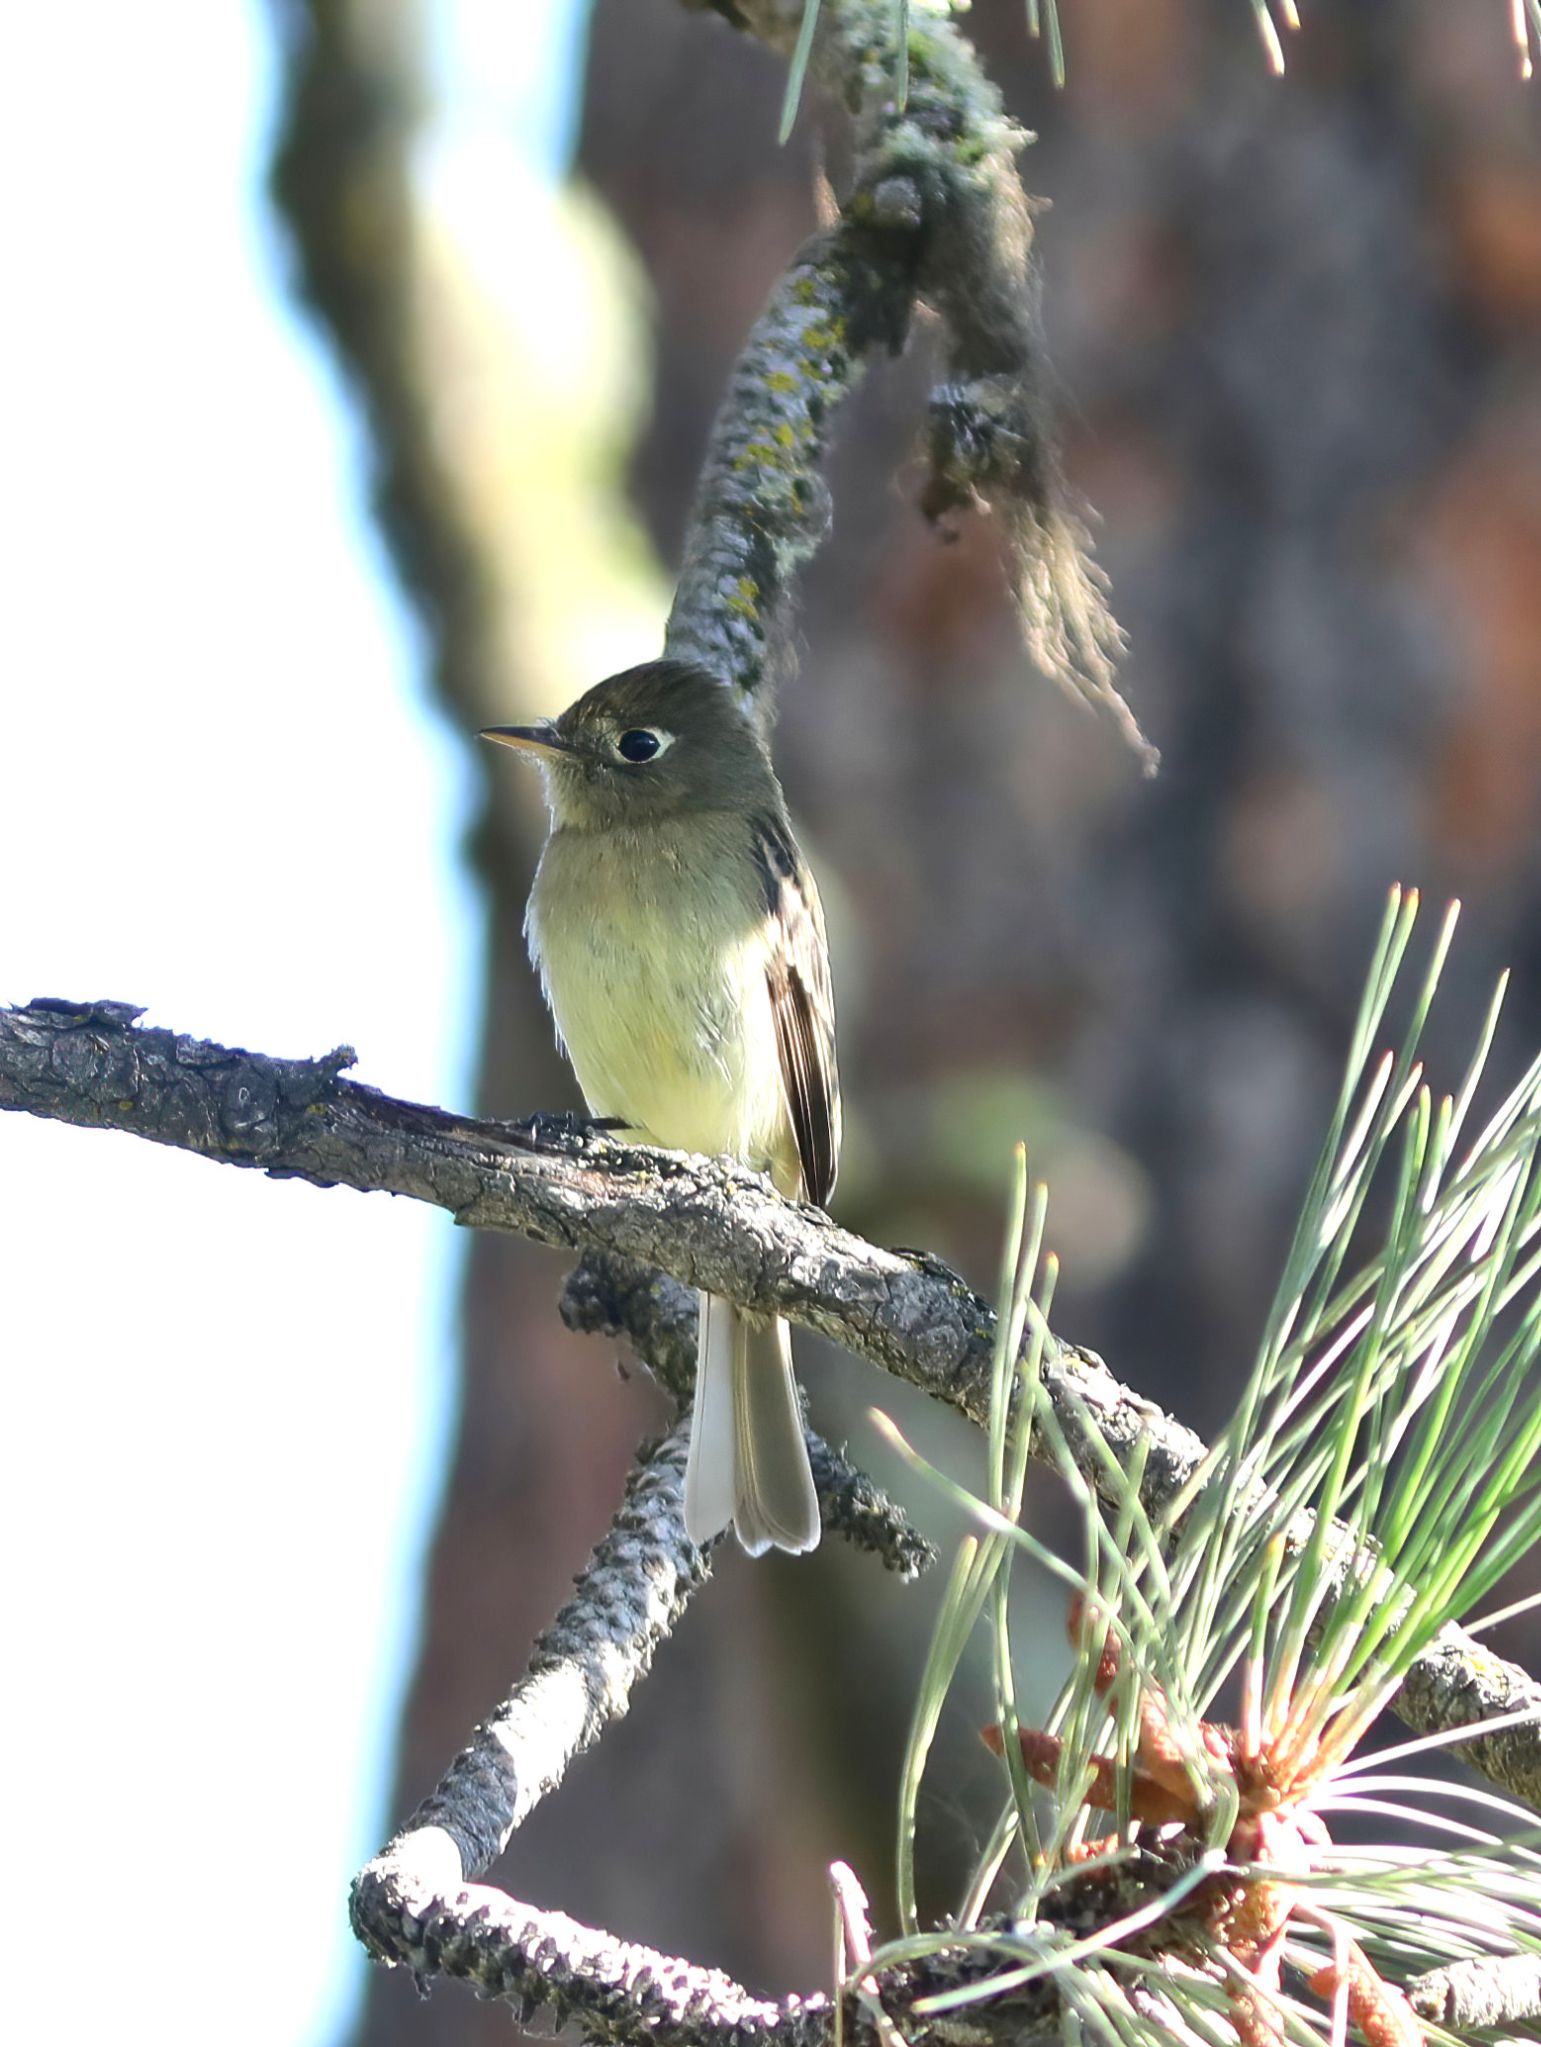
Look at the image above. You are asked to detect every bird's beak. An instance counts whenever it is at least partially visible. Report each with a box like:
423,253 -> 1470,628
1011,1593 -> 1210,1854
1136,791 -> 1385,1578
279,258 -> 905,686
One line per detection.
479,724 -> 581,762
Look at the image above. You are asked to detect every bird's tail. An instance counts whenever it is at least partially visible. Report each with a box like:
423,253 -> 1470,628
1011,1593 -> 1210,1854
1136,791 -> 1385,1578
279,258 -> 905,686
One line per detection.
683,1290 -> 820,1556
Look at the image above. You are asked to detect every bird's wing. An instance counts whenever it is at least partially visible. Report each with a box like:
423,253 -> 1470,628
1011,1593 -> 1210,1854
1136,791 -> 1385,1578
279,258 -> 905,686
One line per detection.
754,813 -> 841,1208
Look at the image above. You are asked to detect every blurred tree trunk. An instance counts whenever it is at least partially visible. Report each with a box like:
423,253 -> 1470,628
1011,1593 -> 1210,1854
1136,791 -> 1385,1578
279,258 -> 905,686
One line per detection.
575,0 -> 1541,1940
267,9 -> 854,2047
261,2 -> 1541,2042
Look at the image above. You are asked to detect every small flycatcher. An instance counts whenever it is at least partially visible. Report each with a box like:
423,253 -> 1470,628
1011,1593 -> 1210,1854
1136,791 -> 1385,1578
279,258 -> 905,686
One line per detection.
482,661 -> 840,1556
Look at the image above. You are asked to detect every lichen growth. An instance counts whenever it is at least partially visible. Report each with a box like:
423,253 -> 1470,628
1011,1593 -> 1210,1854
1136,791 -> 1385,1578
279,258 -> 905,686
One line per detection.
663,0 -> 1146,766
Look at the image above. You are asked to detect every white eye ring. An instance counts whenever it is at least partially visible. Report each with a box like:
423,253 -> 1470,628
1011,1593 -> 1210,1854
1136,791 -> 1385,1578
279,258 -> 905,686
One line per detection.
612,726 -> 674,765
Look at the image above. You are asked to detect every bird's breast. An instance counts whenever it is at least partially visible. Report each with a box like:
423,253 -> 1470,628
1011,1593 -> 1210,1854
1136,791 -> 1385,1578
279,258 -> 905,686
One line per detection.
526,820 -> 790,1173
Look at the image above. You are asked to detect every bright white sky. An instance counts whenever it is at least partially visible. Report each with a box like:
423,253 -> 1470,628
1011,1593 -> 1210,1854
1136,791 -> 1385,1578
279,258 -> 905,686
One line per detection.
0,4 -> 585,2041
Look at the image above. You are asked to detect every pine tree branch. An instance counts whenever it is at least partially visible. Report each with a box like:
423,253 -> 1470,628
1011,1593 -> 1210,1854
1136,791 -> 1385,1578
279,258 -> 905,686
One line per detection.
346,1412 -> 1056,2046
348,1410 -> 1093,2046
348,1420 -> 822,2045
6,990 -> 1540,1815
670,0 -> 1150,765
0,993 -> 1170,1455
0,995 -> 926,1572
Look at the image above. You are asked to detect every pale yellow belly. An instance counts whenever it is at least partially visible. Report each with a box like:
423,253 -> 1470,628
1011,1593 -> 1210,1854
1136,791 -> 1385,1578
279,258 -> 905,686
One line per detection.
527,822 -> 796,1183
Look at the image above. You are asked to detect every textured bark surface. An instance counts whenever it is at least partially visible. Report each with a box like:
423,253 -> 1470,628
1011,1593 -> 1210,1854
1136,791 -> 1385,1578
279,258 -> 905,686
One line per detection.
663,0 -> 1139,757
8,992 -> 1541,1818
0,997 -> 1185,1451
1411,1950 -> 1541,2030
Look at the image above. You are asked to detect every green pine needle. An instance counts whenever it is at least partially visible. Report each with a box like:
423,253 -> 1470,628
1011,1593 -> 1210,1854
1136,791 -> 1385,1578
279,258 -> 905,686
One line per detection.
779,1 -> 1532,144
779,0 -> 823,144
1025,1 -> 1066,89
866,888 -> 1541,2045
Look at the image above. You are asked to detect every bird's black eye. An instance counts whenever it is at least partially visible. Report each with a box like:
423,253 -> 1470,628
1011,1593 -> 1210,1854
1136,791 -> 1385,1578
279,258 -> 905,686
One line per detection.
616,728 -> 662,763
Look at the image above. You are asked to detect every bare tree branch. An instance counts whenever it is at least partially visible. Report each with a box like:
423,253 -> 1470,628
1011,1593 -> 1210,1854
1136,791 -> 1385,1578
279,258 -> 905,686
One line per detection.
369,1422 -> 707,1885
346,1412 -> 1033,2046
0,996 -> 1098,1431
349,1421 -> 822,2044
6,991 -> 1541,1819
357,1873 -> 827,2047
347,1411 -> 1106,2046
1410,1953 -> 1541,2030
0,995 -> 926,1572
669,0 -> 1149,764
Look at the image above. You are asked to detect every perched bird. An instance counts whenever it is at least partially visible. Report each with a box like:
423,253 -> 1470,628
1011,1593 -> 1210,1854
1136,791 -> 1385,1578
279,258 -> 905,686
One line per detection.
482,661 -> 840,1556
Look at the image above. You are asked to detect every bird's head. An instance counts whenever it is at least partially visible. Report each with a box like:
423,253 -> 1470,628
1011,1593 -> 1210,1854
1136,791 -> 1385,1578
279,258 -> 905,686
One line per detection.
481,661 -> 777,830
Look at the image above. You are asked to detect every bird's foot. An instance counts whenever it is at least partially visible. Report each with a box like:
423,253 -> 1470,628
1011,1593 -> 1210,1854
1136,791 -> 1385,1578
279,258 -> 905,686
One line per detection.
505,1109 -> 627,1157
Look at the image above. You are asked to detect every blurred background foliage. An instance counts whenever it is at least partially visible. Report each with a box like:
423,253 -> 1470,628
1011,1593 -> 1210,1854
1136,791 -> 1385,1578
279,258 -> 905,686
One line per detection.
9,2 -> 1538,2043
259,3 -> 1541,2041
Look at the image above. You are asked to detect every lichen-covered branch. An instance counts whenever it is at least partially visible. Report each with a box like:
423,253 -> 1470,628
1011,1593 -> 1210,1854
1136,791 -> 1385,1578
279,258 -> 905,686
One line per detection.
356,1867 -> 828,2047
0,997 -> 1123,1438
349,1422 -> 819,2045
365,1421 -> 707,1892
347,1412 -> 1039,2046
6,991 -> 1540,1813
663,217 -> 911,718
352,1831 -> 1066,2047
354,1425 -> 705,1959
671,0 -> 1151,765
